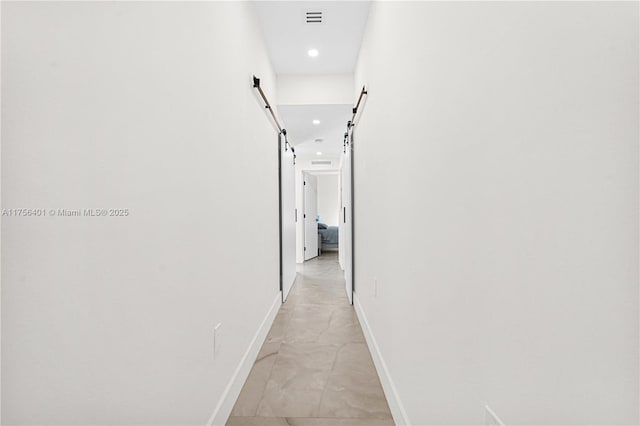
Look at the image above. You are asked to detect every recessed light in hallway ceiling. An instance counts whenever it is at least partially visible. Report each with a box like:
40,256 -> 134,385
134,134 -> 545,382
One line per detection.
253,2 -> 371,74
278,104 -> 352,160
308,49 -> 319,58
312,119 -> 320,125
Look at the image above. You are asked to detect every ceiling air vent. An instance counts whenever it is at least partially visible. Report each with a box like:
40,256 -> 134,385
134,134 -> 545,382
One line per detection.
311,160 -> 332,166
306,11 -> 323,24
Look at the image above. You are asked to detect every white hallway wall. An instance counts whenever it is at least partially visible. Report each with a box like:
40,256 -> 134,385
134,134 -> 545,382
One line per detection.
2,2 -> 279,425
354,2 -> 639,425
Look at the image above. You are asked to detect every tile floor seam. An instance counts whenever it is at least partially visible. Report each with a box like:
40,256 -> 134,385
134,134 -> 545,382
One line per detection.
252,276 -> 299,415
315,306 -> 336,342
251,312 -> 292,416
253,349 -> 281,415
316,342 -> 347,416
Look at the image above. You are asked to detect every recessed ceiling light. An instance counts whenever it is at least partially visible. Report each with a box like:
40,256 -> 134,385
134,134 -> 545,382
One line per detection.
316,151 -> 322,156
312,119 -> 320,125
308,49 -> 319,58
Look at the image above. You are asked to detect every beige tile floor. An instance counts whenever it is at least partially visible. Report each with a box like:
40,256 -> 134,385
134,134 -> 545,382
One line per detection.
226,252 -> 394,426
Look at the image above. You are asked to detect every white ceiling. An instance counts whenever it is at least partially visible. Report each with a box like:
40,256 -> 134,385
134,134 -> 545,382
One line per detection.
252,1 -> 371,75
253,2 -> 370,166
278,104 -> 352,160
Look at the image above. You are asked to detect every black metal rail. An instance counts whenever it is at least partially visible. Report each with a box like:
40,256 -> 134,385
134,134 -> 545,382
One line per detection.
347,85 -> 368,129
345,86 -> 367,153
253,75 -> 282,132
253,75 -> 295,159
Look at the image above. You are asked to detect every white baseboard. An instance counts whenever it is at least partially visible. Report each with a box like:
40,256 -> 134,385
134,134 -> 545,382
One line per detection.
207,292 -> 282,426
354,293 -> 411,426
484,405 -> 506,426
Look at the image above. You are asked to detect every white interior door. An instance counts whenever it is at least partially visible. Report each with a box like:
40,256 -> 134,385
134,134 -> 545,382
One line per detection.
280,135 -> 296,301
342,132 -> 353,304
304,173 -> 318,261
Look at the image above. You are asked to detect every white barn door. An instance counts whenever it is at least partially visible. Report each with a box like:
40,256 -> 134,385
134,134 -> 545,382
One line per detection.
342,131 -> 354,304
280,134 -> 296,301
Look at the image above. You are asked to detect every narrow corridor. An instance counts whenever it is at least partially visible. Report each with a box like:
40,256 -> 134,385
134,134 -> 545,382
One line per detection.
227,253 -> 394,426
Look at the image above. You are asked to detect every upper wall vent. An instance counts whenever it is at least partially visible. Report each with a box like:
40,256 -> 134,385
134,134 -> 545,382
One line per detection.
305,11 -> 323,24
311,160 -> 332,166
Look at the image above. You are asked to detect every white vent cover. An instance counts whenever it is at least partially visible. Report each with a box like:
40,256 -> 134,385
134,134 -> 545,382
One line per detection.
311,160 -> 332,166
306,11 -> 323,24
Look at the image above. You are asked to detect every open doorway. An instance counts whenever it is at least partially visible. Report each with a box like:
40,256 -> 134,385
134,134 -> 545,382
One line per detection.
298,170 -> 342,260
316,172 -> 341,256
305,171 -> 341,259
